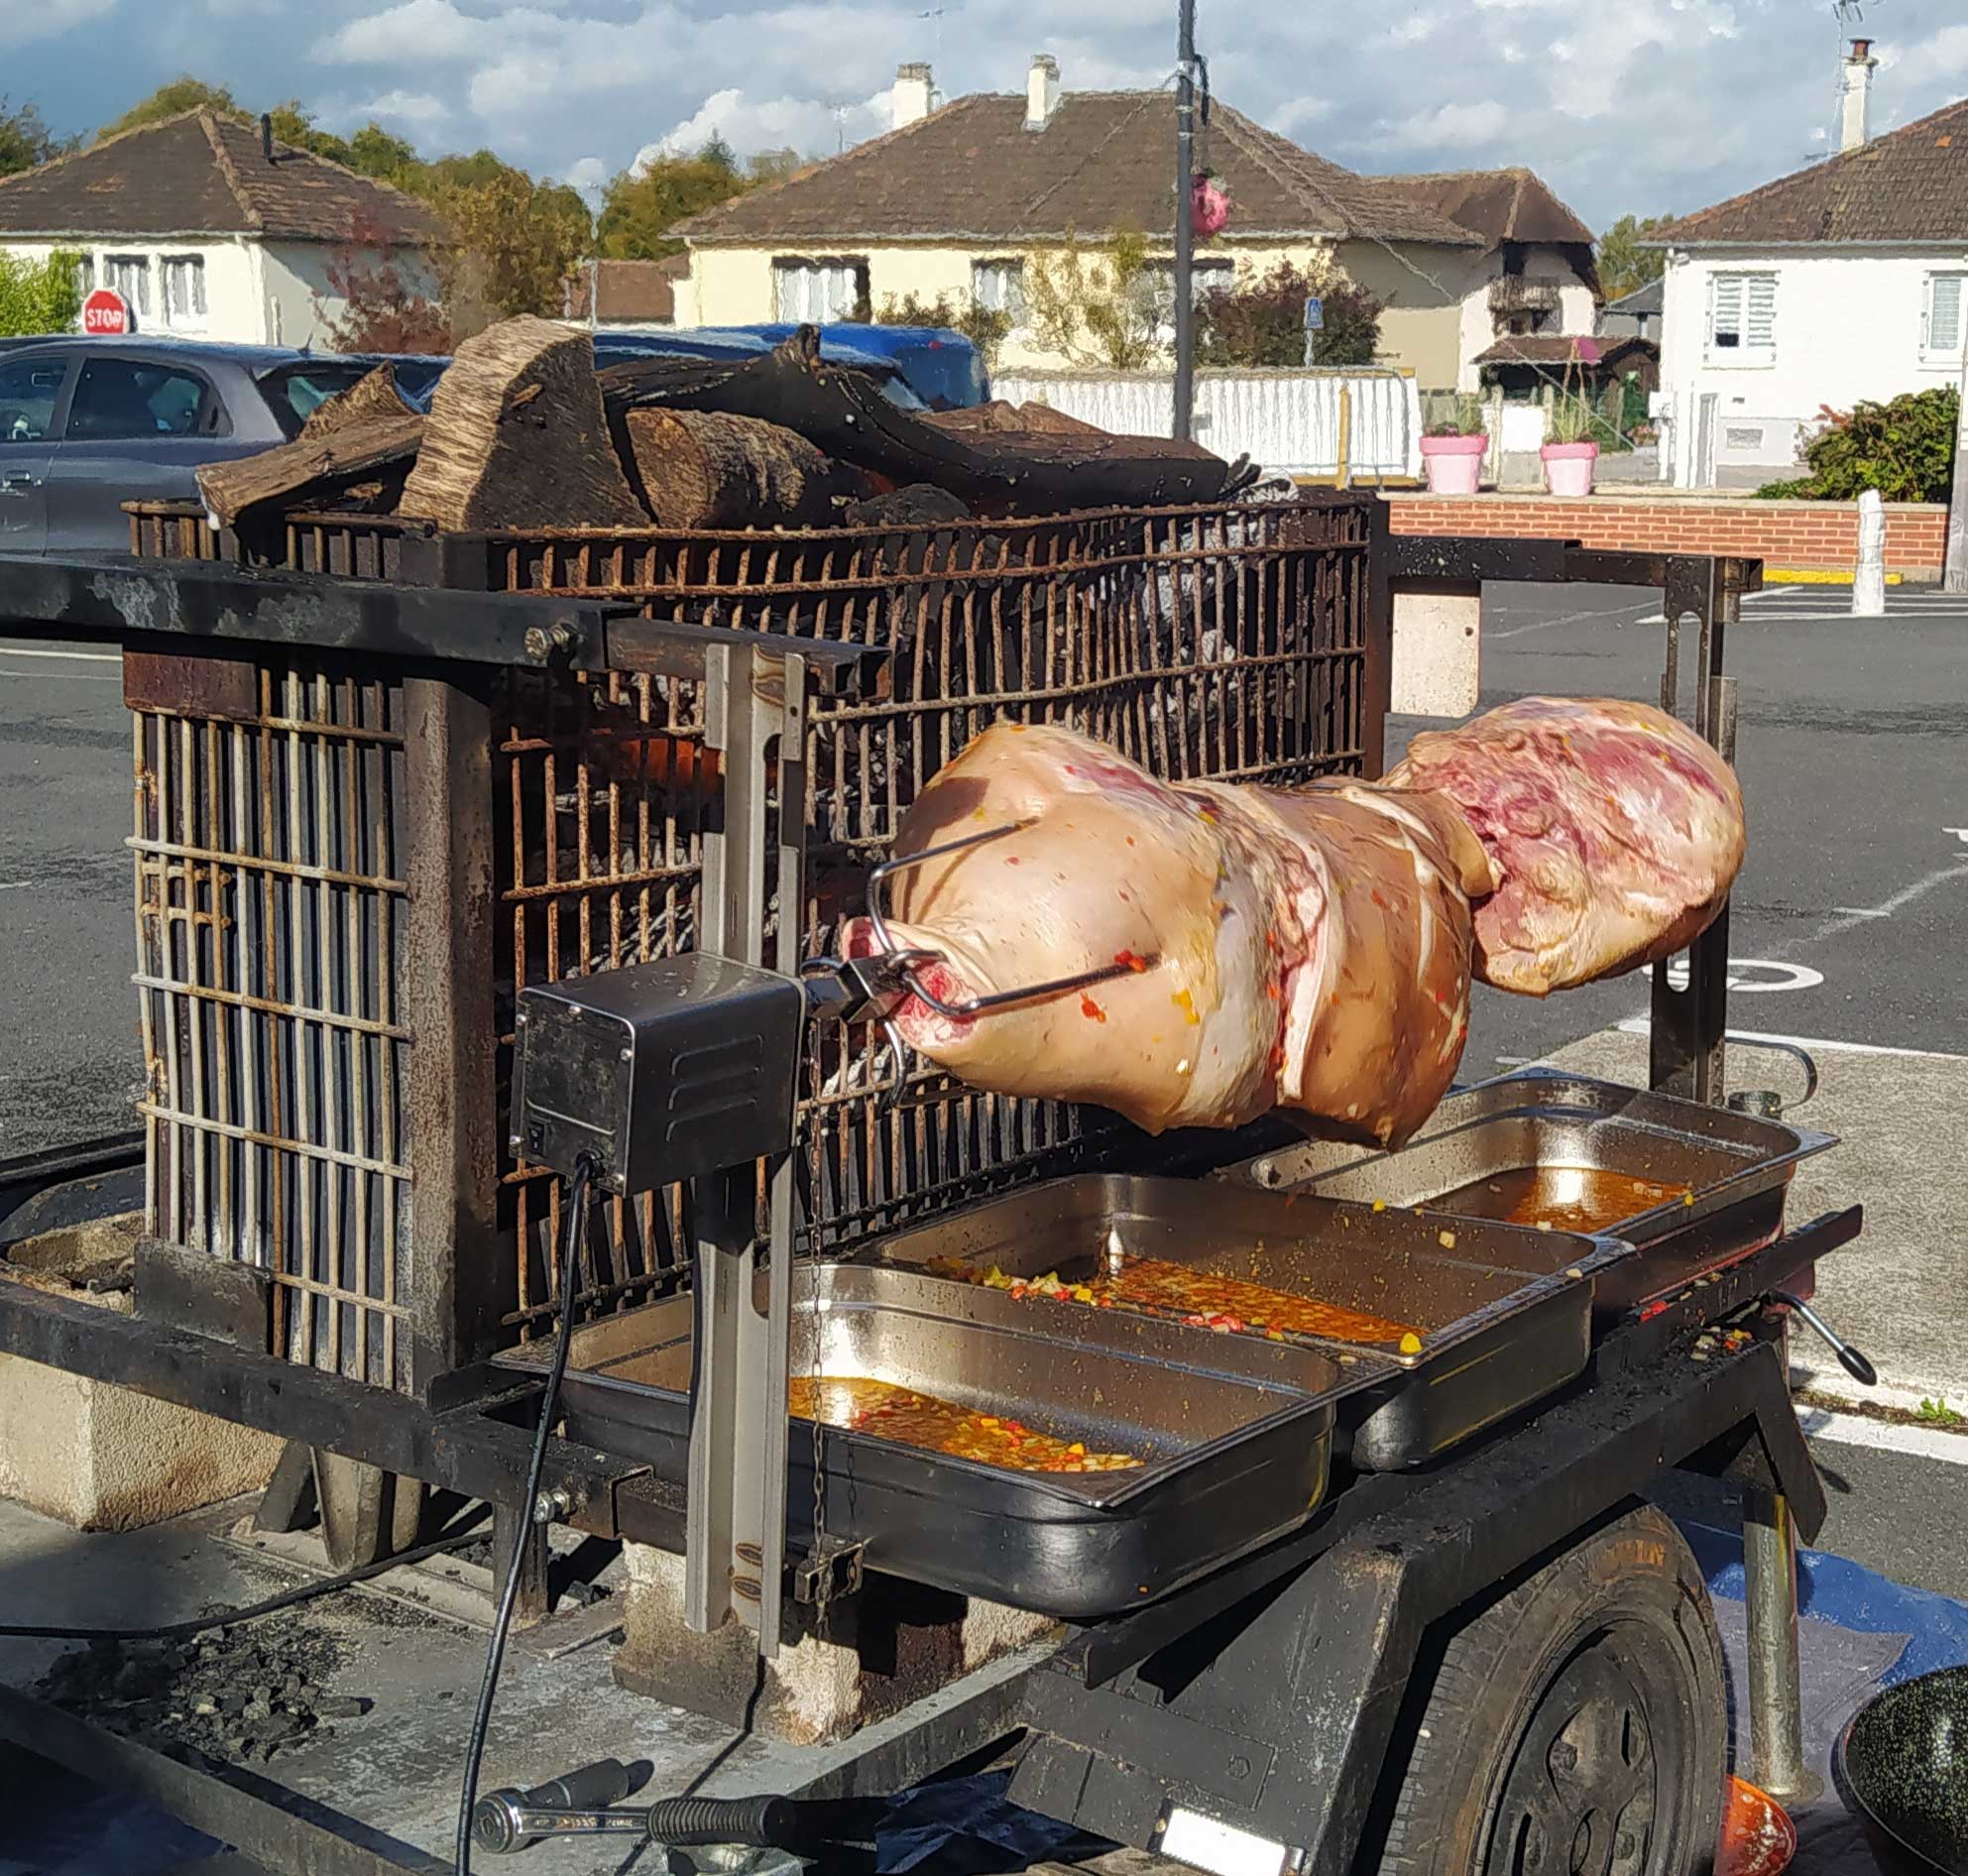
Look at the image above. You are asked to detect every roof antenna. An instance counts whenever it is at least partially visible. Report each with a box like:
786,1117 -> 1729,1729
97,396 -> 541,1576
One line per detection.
260,112 -> 274,162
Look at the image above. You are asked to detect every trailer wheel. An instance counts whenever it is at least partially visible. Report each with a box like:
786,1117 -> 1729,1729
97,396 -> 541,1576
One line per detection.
1374,1505 -> 1725,1876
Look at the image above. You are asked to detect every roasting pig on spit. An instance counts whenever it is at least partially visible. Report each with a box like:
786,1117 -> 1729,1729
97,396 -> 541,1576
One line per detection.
844,698 -> 1744,1148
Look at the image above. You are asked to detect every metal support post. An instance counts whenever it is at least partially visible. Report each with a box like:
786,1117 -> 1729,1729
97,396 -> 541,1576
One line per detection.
683,640 -> 806,1660
493,1497 -> 552,1632
1651,556 -> 1737,1106
1743,1482 -> 1823,1806
1172,0 -> 1197,442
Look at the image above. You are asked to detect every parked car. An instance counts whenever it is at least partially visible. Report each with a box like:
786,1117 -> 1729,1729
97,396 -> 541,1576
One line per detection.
0,338 -> 436,555
588,325 -> 986,411
745,323 -> 988,410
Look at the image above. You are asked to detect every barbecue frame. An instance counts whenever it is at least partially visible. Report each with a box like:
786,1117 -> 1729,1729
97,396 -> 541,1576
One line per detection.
0,523 -> 1825,1876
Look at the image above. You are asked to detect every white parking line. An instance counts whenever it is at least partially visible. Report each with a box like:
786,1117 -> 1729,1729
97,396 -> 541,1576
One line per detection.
1491,598 -> 1663,641
1614,1016 -> 1966,1062
0,667 -> 122,683
0,646 -> 120,664
1800,1407 -> 1968,1467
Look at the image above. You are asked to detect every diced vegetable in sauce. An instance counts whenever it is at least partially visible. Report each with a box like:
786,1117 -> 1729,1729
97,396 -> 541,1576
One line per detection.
787,1376 -> 1140,1473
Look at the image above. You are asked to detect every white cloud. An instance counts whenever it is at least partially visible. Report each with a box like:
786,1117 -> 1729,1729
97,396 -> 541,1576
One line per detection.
315,0 -> 491,62
352,88 -> 455,133
0,0 -> 114,46
563,154 -> 610,197
635,86 -> 888,169
1395,99 -> 1509,149
1892,24 -> 1968,82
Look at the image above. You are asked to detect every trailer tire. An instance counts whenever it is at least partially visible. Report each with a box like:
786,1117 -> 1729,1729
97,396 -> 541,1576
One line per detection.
1373,1504 -> 1725,1876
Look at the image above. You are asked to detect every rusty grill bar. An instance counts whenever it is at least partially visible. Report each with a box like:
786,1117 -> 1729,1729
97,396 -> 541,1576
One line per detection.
124,495 -> 1381,1375
132,656 -> 412,1389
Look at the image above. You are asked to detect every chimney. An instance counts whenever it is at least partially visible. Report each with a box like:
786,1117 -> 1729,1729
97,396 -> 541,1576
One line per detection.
260,112 -> 274,162
1025,53 -> 1061,131
893,62 -> 935,129
1840,38 -> 1877,153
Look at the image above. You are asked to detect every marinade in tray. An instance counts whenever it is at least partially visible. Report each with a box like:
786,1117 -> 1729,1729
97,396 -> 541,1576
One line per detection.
787,1376 -> 1142,1473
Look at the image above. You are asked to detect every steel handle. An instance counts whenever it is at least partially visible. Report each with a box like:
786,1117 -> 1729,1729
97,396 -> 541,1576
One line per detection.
523,1759 -> 633,1811
1774,1291 -> 1877,1387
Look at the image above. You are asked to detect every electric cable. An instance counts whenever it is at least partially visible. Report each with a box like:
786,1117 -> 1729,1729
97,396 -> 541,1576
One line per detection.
454,1151 -> 596,1876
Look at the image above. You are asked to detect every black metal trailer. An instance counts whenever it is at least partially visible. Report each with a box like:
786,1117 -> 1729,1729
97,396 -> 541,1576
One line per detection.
0,504 -> 1862,1876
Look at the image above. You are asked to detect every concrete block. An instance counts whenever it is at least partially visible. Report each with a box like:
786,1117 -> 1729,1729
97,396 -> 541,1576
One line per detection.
0,1216 -> 281,1531
615,1540 -> 1058,1744
1391,583 -> 1481,717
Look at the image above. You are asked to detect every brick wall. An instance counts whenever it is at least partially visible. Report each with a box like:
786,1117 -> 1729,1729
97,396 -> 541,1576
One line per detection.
1383,494 -> 1948,579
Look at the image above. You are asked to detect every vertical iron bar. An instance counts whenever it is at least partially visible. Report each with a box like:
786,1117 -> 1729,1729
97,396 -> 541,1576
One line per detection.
403,673 -> 503,1395
1651,556 -> 1729,1105
1172,0 -> 1197,442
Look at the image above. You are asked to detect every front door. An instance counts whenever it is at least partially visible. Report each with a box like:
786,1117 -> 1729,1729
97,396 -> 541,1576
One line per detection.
0,353 -> 71,555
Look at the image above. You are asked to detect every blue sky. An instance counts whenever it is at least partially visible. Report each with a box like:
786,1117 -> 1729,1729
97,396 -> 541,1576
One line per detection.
6,0 -> 1967,226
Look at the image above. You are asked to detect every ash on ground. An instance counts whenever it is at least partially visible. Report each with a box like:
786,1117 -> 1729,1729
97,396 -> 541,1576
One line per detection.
35,1614 -> 365,1766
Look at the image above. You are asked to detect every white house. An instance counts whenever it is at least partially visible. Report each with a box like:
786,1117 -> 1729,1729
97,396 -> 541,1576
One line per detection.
0,109 -> 440,351
674,57 -> 1599,392
1365,169 -> 1602,393
1652,40 -> 1968,487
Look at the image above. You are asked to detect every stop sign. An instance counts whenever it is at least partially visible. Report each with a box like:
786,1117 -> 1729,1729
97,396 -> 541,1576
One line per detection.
81,289 -> 131,336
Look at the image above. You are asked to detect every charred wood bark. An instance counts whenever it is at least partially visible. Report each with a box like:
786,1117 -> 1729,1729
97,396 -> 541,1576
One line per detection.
598,327 -> 1254,518
194,412 -> 424,531
296,363 -> 414,440
619,407 -> 860,529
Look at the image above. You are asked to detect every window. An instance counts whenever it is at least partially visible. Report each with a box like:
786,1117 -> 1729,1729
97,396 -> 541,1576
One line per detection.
1141,258 -> 1234,323
64,358 -> 216,440
1706,273 -> 1776,366
972,258 -> 1027,326
104,254 -> 152,317
1922,272 -> 1965,366
161,256 -> 207,326
0,358 -> 67,444
771,258 -> 868,323
73,255 -> 95,297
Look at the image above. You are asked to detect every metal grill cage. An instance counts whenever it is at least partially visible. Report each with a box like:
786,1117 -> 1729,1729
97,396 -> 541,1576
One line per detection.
133,656 -> 412,1389
126,496 -> 1383,1383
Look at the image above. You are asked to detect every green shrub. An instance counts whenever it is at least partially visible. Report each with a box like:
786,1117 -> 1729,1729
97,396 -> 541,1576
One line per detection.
1757,388 -> 1959,502
0,248 -> 83,338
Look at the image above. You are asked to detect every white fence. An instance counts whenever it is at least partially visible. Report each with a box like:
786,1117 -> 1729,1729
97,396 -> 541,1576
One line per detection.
990,367 -> 1423,482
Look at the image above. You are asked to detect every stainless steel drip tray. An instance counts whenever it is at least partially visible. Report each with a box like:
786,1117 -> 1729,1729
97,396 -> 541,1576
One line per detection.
493,1262 -> 1343,1617
1224,1068 -> 1835,1311
869,1173 -> 1613,1468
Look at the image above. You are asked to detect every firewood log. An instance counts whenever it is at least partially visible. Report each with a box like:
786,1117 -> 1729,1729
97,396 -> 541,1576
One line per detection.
619,408 -> 859,529
399,315 -> 644,530
296,364 -> 413,440
195,412 -> 424,531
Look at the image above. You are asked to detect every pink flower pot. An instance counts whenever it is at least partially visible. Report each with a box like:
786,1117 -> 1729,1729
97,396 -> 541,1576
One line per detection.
1421,432 -> 1487,495
1540,440 -> 1599,498
1191,176 -> 1230,237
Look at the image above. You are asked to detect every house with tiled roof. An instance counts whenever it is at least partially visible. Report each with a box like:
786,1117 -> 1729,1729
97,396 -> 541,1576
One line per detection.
1648,39 -> 1968,486
674,57 -> 1592,389
0,110 -> 441,350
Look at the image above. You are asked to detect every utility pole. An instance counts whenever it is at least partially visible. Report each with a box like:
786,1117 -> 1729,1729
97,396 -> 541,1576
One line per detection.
1945,335 -> 1968,593
1172,0 -> 1197,441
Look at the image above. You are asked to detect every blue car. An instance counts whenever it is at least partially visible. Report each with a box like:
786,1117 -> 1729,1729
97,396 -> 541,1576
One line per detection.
590,324 -> 986,412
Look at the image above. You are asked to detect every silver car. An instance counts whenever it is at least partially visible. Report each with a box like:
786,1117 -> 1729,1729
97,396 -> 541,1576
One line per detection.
0,338 -> 444,554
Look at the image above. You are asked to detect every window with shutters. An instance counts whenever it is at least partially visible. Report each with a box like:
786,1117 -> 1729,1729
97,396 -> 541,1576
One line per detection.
1921,272 -> 1966,367
161,256 -> 207,326
1705,272 -> 1776,367
771,257 -> 869,323
104,254 -> 152,317
972,259 -> 1027,326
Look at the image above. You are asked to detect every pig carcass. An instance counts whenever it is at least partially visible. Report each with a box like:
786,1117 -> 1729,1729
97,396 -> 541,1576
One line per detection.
844,722 -> 1493,1144
1384,696 -> 1745,996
